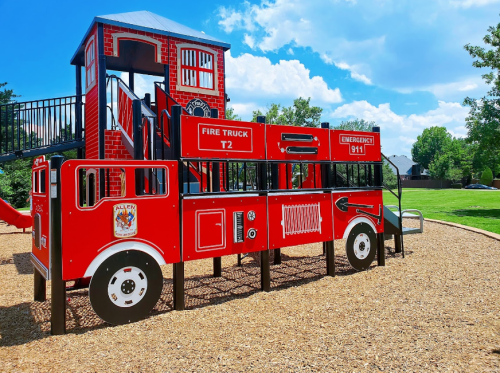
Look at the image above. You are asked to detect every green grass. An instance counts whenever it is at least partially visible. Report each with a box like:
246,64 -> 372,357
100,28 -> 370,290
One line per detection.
383,188 -> 500,234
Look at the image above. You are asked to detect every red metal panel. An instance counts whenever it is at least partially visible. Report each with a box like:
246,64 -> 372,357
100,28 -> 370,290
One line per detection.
182,195 -> 267,261
266,125 -> 330,161
60,160 -> 180,281
180,116 -> 265,160
330,130 -> 381,162
332,190 -> 384,239
31,157 -> 51,272
268,193 -> 333,249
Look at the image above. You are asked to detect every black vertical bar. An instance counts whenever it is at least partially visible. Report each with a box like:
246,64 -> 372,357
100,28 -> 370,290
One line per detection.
243,163 -> 247,191
97,24 -> 107,201
173,262 -> 184,311
34,268 -> 46,302
50,155 -> 65,335
286,163 -> 290,189
133,100 -> 144,196
144,93 -> 151,108
129,71 -> 135,92
373,127 -> 382,187
260,250 -> 270,292
377,233 -> 385,266
357,163 -> 360,187
213,257 -> 222,278
326,240 -> 335,276
206,162 -> 211,192
395,235 -> 402,254
237,254 -> 242,266
256,116 -> 267,191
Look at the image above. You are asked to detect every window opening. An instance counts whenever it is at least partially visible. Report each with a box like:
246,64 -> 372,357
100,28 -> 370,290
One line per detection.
181,48 -> 214,90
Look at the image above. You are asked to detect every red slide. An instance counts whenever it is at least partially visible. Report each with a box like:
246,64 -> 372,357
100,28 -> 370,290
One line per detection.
0,199 -> 32,229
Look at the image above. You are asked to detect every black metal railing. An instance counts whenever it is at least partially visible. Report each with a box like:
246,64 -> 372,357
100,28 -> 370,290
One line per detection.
382,153 -> 404,257
0,95 -> 84,161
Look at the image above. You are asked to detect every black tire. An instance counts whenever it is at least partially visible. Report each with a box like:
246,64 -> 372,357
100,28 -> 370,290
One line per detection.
346,222 -> 377,271
89,250 -> 163,325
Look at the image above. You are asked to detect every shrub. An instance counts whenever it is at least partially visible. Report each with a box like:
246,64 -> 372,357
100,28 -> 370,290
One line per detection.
480,167 -> 493,186
451,183 -> 462,189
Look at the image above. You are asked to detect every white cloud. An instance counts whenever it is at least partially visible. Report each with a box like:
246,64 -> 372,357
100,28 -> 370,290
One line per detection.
331,100 -> 469,132
243,34 -> 255,49
228,102 -> 259,117
450,0 -> 500,8
225,51 -> 343,103
399,136 -> 416,145
217,0 -> 385,85
448,125 -> 468,138
334,62 -> 372,85
397,76 -> 484,100
458,83 -> 478,91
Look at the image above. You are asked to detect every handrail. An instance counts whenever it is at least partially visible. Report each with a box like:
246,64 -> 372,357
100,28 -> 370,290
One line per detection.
381,153 -> 404,257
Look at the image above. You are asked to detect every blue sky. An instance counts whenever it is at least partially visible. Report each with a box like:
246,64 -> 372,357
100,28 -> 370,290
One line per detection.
1,0 -> 498,157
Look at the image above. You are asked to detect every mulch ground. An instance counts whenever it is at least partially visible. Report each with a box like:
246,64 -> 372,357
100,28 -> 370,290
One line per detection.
0,219 -> 499,372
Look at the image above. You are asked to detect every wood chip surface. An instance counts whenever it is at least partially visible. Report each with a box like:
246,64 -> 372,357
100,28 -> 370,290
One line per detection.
0,220 -> 499,372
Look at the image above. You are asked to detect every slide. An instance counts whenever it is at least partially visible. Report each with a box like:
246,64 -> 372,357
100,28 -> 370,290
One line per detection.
0,199 -> 32,229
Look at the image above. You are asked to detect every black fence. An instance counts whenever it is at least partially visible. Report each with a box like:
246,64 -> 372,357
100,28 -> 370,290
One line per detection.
0,95 -> 84,162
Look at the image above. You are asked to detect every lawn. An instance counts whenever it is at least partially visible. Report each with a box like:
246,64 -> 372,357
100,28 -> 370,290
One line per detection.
383,188 -> 500,234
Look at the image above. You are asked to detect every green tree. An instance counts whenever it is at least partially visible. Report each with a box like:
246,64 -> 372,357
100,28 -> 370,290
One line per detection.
411,126 -> 452,169
428,137 -> 474,181
382,163 -> 398,189
0,82 -> 19,104
333,119 -> 376,132
251,97 -> 323,127
225,107 -> 241,121
463,19 -> 500,169
480,166 -> 494,185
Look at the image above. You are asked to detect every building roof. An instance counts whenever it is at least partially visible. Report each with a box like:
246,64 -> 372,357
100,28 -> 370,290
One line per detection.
71,11 -> 231,65
385,155 -> 428,176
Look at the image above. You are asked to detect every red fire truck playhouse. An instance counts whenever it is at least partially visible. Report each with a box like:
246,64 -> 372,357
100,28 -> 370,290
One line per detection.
0,11 -> 423,334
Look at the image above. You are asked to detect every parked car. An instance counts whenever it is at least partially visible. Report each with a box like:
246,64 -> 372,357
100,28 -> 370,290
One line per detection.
465,184 -> 498,190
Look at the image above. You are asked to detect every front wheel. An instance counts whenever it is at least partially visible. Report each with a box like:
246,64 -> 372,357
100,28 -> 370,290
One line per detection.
346,223 -> 377,271
89,250 -> 163,325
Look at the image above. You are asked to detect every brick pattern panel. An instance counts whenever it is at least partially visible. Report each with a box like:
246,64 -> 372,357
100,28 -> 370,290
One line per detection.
85,25 -> 99,159
102,25 -> 226,119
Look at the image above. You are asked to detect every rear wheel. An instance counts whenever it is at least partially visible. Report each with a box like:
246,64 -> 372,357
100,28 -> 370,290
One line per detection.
89,250 -> 163,325
346,223 -> 377,271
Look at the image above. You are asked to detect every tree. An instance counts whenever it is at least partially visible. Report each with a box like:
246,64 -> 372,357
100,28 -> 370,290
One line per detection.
333,119 -> 376,132
0,82 -> 19,104
251,97 -> 323,127
480,166 -> 494,185
428,137 -> 474,182
463,19 -> 500,168
225,107 -> 241,121
411,126 -> 452,169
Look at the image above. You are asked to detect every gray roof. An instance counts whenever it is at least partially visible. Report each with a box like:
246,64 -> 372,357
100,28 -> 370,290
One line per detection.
71,11 -> 230,65
385,155 -> 428,176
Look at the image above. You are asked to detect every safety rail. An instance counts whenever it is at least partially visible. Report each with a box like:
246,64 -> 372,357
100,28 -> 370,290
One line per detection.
381,153 -> 404,257
180,159 -> 384,196
0,95 -> 84,161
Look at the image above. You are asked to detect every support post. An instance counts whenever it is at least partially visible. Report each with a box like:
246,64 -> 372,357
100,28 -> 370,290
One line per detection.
237,254 -> 242,267
50,155 -> 65,335
144,93 -> 151,108
129,71 -> 135,92
377,233 -> 385,266
75,65 -> 85,206
261,250 -> 270,292
171,104 -> 185,311
173,262 -> 185,311
394,234 -> 402,254
256,116 -> 267,191
133,99 -> 144,195
34,268 -> 46,302
97,23 -> 107,200
320,122 -> 332,270
326,240 -> 335,276
213,257 -> 222,277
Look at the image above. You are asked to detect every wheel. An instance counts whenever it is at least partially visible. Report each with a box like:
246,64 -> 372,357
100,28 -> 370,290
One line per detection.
89,250 -> 163,325
346,222 -> 377,271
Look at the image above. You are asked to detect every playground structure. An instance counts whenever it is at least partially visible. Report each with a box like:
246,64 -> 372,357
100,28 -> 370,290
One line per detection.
0,11 -> 423,334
